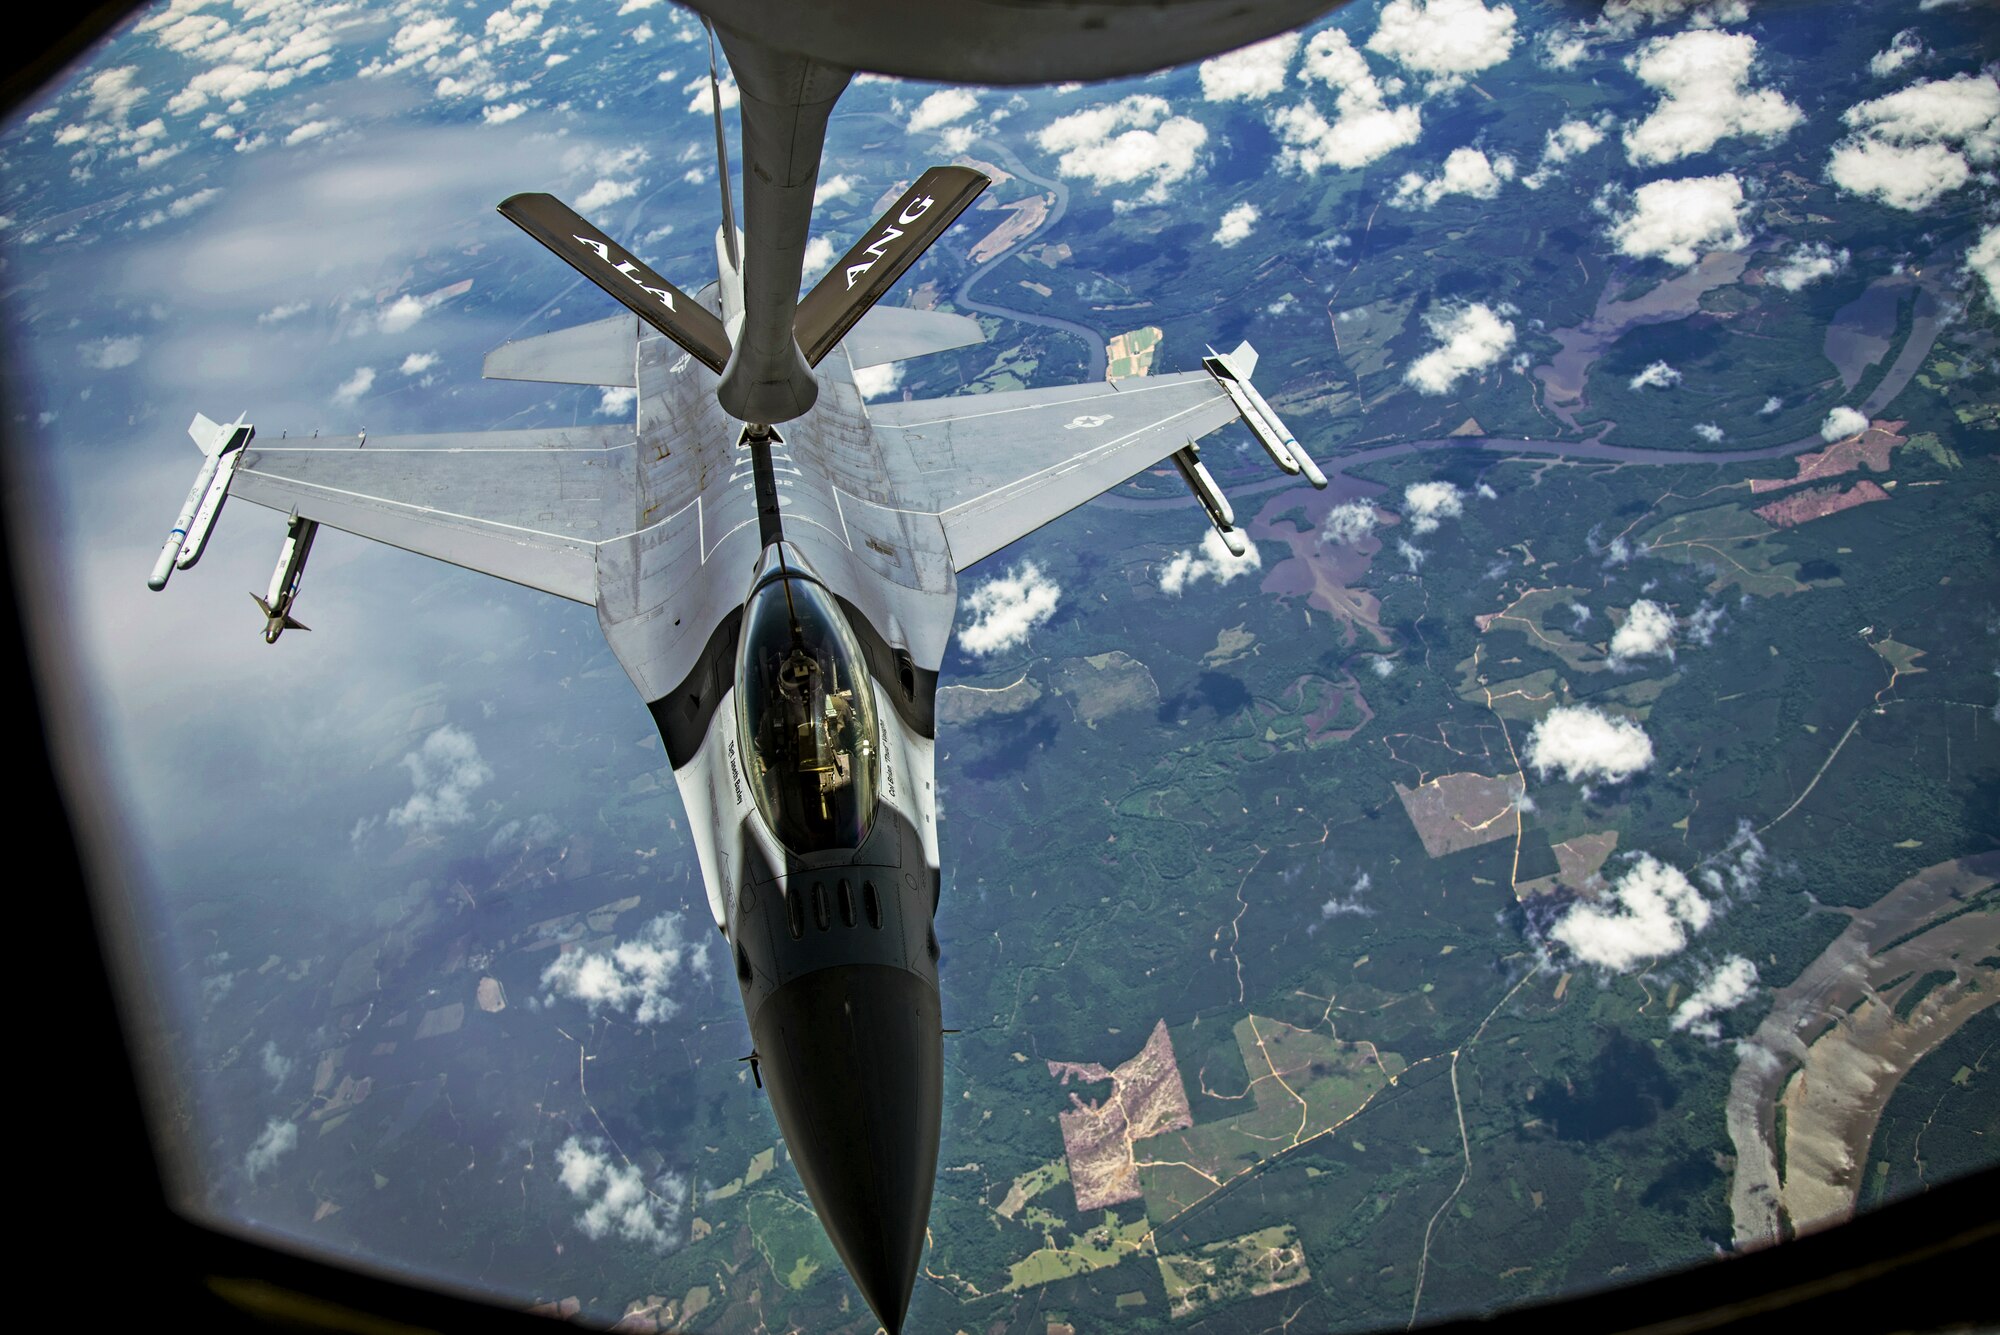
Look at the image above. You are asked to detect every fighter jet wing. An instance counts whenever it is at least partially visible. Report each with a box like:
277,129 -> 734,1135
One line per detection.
227,424 -> 635,604
868,370 -> 1239,572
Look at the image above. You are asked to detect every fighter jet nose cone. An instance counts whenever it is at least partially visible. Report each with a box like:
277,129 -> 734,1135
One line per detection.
751,963 -> 943,1335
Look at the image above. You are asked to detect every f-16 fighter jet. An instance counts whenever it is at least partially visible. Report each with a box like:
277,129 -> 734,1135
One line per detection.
149,4 -> 1341,1327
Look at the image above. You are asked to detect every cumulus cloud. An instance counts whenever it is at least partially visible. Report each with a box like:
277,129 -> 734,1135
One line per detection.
576,176 -> 640,213
1970,223 -> 2000,310
1609,599 -> 1676,664
1820,405 -> 1867,441
685,73 -> 738,114
1602,173 -> 1748,266
1401,481 -> 1464,535
1869,29 -> 1924,78
597,386 -> 637,417
1393,145 -> 1515,207
386,725 -> 491,834
1036,95 -> 1206,204
907,88 -> 978,134
959,561 -> 1061,655
801,234 -> 836,282
1369,656 -> 1396,678
1693,422 -> 1725,444
1628,360 -> 1682,390
555,1136 -> 688,1250
1828,72 -> 1999,211
244,1118 -> 297,1181
1321,500 -> 1381,546
1766,241 -> 1849,292
1759,395 -> 1783,415
814,174 -> 856,206
399,351 -> 438,376
852,361 -> 901,400
1405,302 -> 1516,395
1827,139 -> 1969,212
83,335 -> 142,369
1552,854 -> 1711,971
1199,32 -> 1300,101
1622,30 -> 1801,167
1671,955 -> 1758,1035
1160,528 -> 1262,594
258,301 -> 309,325
1523,116 -> 1608,187
1366,0 -> 1518,91
1212,201 -> 1259,247
1272,29 -> 1422,174
332,366 -> 375,405
1525,705 -> 1654,784
540,911 -> 711,1025
1319,870 -> 1375,921
1395,538 -> 1426,572
259,1040 -> 293,1090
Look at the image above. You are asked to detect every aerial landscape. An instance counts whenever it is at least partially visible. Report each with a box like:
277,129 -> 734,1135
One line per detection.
1,0 -> 1996,1331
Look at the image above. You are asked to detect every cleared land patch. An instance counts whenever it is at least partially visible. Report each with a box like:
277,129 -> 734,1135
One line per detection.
1049,1019 -> 1194,1212
1052,651 -> 1159,727
1637,504 -> 1807,598
1395,771 -> 1526,858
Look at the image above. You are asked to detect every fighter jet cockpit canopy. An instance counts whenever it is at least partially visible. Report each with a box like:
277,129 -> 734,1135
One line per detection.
735,547 -> 882,854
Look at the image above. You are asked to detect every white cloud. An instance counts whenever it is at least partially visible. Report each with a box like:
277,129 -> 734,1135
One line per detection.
332,366 -> 376,404
1036,95 -> 1207,204
1160,527 -> 1263,594
801,234 -> 836,282
1525,704 -> 1654,783
1766,241 -> 1849,292
399,352 -> 438,376
814,174 -> 856,206
285,119 -> 335,146
259,1040 -> 293,1090
576,177 -> 640,213
1759,395 -> 1783,415
1628,360 -> 1682,390
1366,0 -> 1518,90
1395,538 -> 1427,572
908,88 -> 978,134
685,73 -> 739,114
1671,955 -> 1758,1035
377,287 -> 456,334
958,561 -> 1061,655
1321,500 -> 1380,546
1370,656 -> 1396,678
1609,599 -> 1676,664
1318,870 -> 1374,921
1828,72 -> 1999,211
1198,33 -> 1300,102
1820,405 -> 1867,441
1401,481 -> 1464,534
540,912 -> 711,1025
83,335 -> 142,369
386,724 -> 490,833
1552,854 -> 1712,971
1869,30 -> 1924,78
1393,145 -> 1515,207
853,361 -> 902,400
1602,173 -> 1748,266
244,1118 -> 297,1181
1841,72 -> 1999,159
1693,422 -> 1725,443
1272,29 -> 1422,173
1970,223 -> 2000,310
555,1136 -> 688,1251
1523,115 -> 1609,187
1622,30 -> 1801,167
597,386 -> 637,417
1404,302 -> 1516,395
258,301 -> 309,325
482,101 -> 529,125
1212,201 -> 1259,247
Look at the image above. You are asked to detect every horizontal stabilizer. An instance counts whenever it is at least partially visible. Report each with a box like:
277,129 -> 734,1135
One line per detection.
843,306 -> 985,370
483,313 -> 639,387
498,193 -> 731,374
794,165 -> 989,368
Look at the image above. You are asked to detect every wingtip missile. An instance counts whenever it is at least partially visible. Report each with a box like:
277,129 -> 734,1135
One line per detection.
253,516 -> 319,643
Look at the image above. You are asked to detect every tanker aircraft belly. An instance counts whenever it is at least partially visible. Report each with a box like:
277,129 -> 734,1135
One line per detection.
151,26 -> 1329,1331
